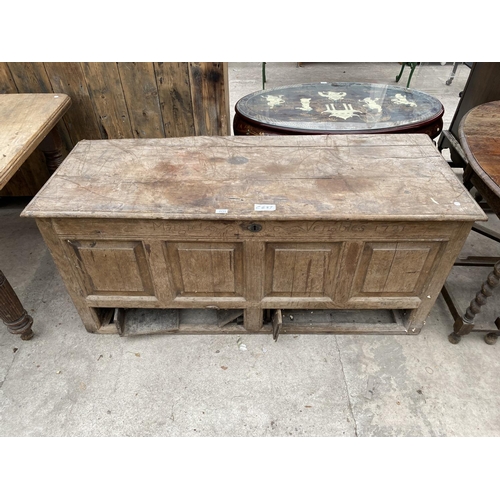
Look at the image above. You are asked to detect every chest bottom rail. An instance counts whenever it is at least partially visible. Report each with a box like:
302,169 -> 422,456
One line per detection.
92,307 -> 417,339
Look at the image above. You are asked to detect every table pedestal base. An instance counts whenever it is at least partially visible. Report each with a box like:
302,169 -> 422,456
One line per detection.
0,270 -> 34,340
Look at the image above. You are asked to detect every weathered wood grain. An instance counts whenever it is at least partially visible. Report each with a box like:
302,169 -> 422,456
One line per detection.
0,63 -> 17,94
44,62 -> 102,142
65,239 -> 155,297
154,62 -> 196,138
7,62 -> 53,93
264,243 -> 340,298
49,219 -> 464,241
22,135 -> 486,222
165,242 -> 244,297
81,63 -> 133,139
117,62 -> 164,138
188,62 -> 230,136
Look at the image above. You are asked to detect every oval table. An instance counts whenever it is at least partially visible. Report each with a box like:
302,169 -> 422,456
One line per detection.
234,82 -> 444,139
447,100 -> 500,344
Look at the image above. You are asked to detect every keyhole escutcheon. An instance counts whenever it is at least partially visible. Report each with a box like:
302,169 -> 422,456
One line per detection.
247,223 -> 262,233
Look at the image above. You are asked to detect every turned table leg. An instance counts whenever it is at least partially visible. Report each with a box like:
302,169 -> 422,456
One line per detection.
449,261 -> 500,344
484,317 -> 500,345
38,128 -> 63,175
0,270 -> 34,340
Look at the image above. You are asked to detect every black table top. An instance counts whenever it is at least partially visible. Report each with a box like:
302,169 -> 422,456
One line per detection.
234,82 -> 444,134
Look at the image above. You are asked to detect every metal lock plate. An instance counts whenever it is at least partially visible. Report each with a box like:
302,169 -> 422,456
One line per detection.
247,223 -> 262,233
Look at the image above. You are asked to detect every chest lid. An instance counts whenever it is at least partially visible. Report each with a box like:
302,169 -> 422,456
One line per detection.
22,134 -> 486,222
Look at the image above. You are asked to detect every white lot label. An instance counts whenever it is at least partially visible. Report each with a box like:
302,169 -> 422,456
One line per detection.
254,204 -> 276,211
215,209 -> 228,214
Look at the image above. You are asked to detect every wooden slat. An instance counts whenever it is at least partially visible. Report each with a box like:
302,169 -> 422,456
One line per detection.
154,62 -> 195,138
117,62 -> 164,138
7,62 -> 53,93
188,62 -> 229,136
0,63 -> 17,94
44,62 -> 102,142
81,62 -> 133,139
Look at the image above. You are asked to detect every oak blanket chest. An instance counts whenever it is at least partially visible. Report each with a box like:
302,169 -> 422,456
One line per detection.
22,135 -> 486,338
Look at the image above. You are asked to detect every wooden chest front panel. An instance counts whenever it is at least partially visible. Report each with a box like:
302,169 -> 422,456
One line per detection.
48,219 -> 456,316
348,240 -> 444,301
64,239 -> 156,298
164,242 -> 244,298
264,242 -> 341,300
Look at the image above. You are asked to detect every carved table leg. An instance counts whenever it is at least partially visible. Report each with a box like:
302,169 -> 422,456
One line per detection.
0,270 -> 34,340
38,128 -> 63,175
449,261 -> 500,344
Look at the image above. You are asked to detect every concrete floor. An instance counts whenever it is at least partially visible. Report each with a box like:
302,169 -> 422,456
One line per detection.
1,62 -> 500,437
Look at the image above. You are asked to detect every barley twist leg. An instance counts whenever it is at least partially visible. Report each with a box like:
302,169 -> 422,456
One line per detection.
449,261 -> 500,344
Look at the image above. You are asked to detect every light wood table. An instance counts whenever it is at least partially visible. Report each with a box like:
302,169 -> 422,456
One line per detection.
22,135 -> 485,339
0,93 -> 71,340
447,100 -> 500,344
